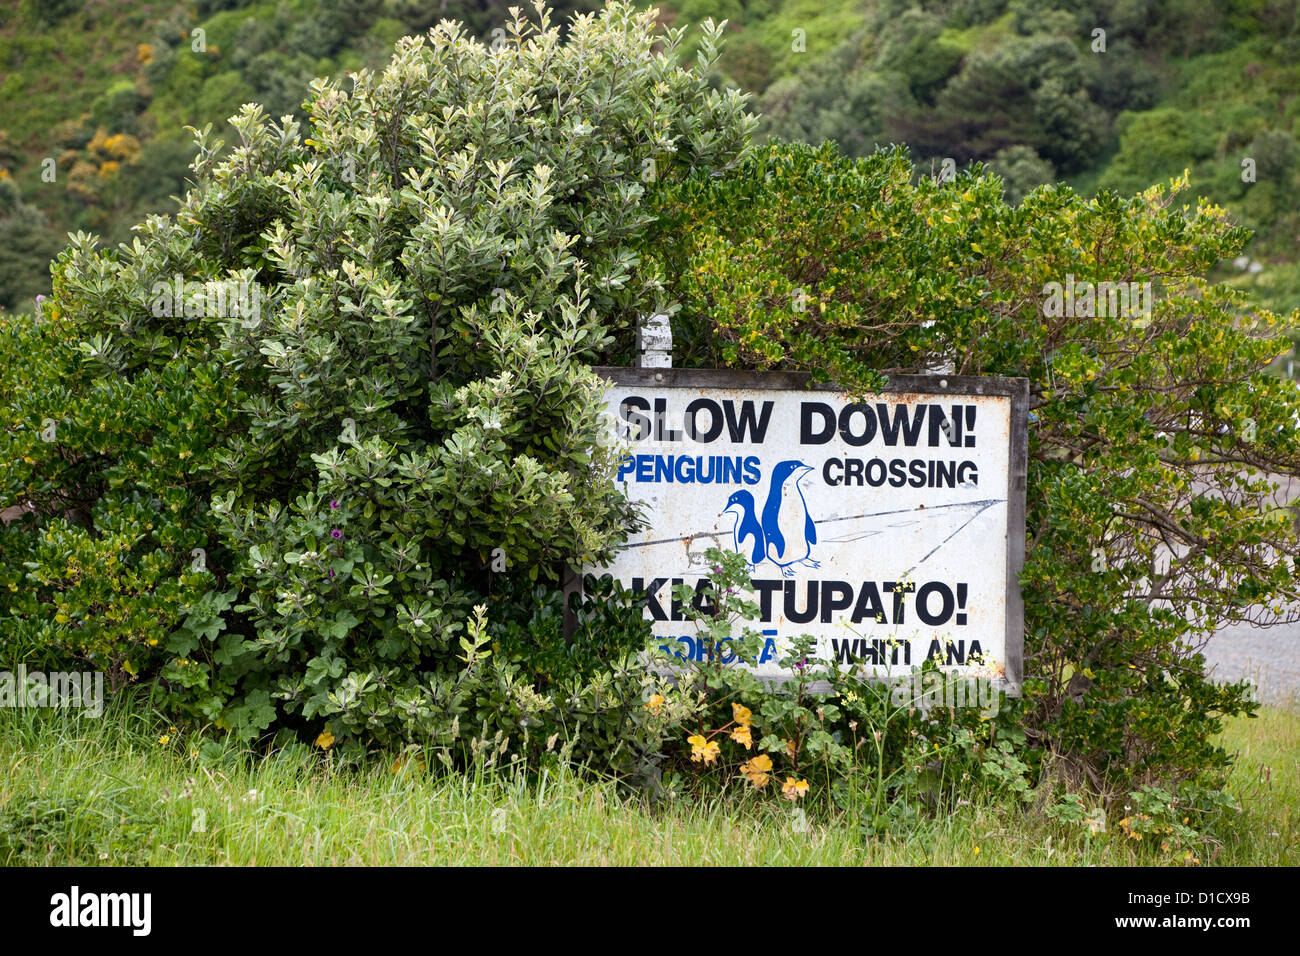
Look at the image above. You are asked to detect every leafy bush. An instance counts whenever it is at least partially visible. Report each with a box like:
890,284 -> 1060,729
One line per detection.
925,33 -> 1107,173
757,36 -> 911,160
0,276 -> 233,681
632,548 -> 1039,837
1,3 -> 755,746
989,145 -> 1055,205
1098,108 -> 1217,195
0,179 -> 61,312
646,139 -> 1300,792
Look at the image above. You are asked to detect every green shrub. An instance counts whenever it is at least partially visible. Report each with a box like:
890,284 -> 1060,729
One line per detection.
874,7 -> 963,104
0,179 -> 61,310
634,548 -> 1037,836
91,80 -> 146,135
1098,108 -> 1216,195
990,144 -> 1055,205
1,3 -> 754,748
645,140 -> 1298,792
0,245 -> 234,680
929,33 -> 1107,173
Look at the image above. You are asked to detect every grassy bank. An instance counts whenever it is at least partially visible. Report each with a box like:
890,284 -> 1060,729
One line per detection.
1,702 -> 1295,866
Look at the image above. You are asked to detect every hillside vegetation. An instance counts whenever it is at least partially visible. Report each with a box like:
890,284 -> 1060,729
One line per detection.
1,0 -> 1299,324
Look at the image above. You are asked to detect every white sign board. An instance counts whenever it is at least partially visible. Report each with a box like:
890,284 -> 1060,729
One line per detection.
591,370 -> 1027,692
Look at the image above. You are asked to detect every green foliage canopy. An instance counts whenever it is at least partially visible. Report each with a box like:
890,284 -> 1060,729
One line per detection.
647,140 -> 1300,786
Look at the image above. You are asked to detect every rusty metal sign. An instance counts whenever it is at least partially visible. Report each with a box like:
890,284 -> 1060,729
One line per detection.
589,369 -> 1028,694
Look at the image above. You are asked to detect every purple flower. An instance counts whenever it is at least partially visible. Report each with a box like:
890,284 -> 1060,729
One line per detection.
330,499 -> 340,510
796,658 -> 807,671
330,528 -> 343,540
328,569 -> 335,580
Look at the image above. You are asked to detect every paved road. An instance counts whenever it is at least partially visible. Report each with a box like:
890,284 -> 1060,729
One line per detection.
1195,474 -> 1300,706
1204,611 -> 1300,706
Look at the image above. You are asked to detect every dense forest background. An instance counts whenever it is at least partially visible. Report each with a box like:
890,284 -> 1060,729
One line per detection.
2,0 -> 1299,362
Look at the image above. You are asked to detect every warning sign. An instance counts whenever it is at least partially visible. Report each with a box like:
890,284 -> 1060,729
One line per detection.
590,369 -> 1027,692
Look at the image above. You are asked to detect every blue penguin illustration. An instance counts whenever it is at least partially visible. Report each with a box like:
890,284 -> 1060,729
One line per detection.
722,490 -> 765,568
761,460 -> 819,576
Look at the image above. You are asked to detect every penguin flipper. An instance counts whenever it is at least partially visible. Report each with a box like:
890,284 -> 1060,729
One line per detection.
805,511 -> 817,546
739,513 -> 766,565
768,532 -> 785,561
761,483 -> 785,560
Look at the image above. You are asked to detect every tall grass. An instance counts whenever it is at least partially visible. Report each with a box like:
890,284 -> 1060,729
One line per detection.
1,699 -> 1294,866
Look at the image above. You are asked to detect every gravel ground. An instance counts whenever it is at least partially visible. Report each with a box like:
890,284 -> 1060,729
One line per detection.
1204,610 -> 1300,706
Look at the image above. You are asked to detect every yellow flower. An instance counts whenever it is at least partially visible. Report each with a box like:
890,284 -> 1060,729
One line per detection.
781,777 -> 809,801
315,729 -> 336,750
731,702 -> 752,727
973,845 -> 980,856
740,754 -> 772,788
730,724 -> 753,749
783,739 -> 797,760
157,734 -> 170,746
645,693 -> 665,714
688,734 -> 720,764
